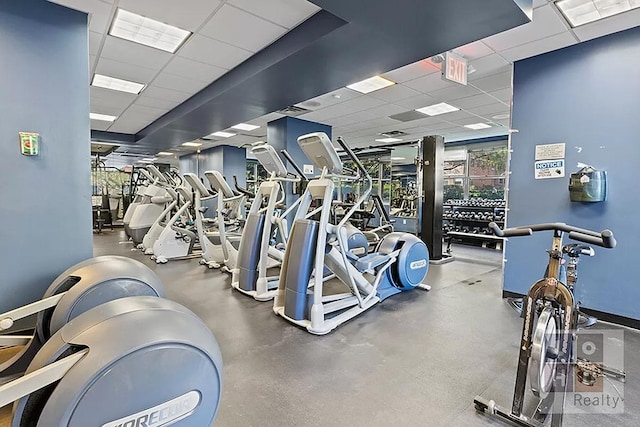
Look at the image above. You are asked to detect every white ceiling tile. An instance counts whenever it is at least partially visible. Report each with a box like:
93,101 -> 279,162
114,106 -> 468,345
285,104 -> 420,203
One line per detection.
489,88 -> 512,103
468,70 -> 512,92
133,97 -> 179,112
362,103 -> 407,118
573,8 -> 640,42
250,112 -> 285,125
403,72 -> 456,93
89,54 -> 97,71
89,31 -> 102,56
382,60 -> 440,83
163,57 -> 227,84
91,119 -> 111,131
125,104 -> 167,121
468,54 -> 512,78
108,114 -> 154,133
117,0 -> 222,32
178,35 -> 252,70
427,84 -> 484,103
306,96 -> 386,121
392,94 -> 439,110
91,86 -> 137,108
368,84 -> 421,103
200,5 -> 287,52
500,31 -> 576,62
50,0 -> 115,33
228,0 -> 319,29
300,88 -> 362,110
152,72 -> 210,94
483,5 -> 568,52
453,41 -> 495,59
95,57 -> 159,84
141,85 -> 193,103
449,93 -> 499,110
90,100 -> 125,117
466,103 -> 510,117
101,36 -> 173,70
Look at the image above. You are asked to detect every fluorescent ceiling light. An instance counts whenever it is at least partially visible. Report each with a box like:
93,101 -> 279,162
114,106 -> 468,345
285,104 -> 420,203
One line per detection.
109,9 -> 192,53
140,157 -> 158,163
157,151 -> 173,156
92,74 -> 145,94
391,156 -> 406,160
415,102 -> 460,116
555,0 -> 640,27
182,141 -> 202,147
210,131 -> 236,138
464,123 -> 492,130
346,76 -> 395,94
231,123 -> 260,131
90,113 -> 117,122
375,137 -> 403,143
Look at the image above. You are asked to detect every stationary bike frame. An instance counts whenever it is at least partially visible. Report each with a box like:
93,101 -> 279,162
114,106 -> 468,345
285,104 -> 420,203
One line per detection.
474,222 -> 616,427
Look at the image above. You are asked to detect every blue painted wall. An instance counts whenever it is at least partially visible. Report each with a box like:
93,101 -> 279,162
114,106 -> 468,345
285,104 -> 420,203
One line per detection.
506,26 -> 640,320
0,0 -> 92,312
267,117 -> 332,204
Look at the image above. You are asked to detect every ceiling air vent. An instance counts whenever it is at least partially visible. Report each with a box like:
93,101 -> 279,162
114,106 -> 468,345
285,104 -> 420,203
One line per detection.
380,130 -> 408,138
277,105 -> 311,116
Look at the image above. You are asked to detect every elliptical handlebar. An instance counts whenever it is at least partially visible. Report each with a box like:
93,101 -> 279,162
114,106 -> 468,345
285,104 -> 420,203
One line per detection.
232,175 -> 254,198
488,222 -> 616,248
279,149 -> 309,181
336,137 -> 369,180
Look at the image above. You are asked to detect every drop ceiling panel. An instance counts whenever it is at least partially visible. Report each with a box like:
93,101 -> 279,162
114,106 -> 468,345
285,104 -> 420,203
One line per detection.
101,36 -> 173,70
177,35 -> 253,70
91,119 -> 111,131
368,84 -> 421,103
153,72 -> 211,94
300,88 -> 362,110
306,96 -> 386,121
466,103 -> 510,117
573,8 -> 640,42
228,0 -> 320,29
449,93 -> 499,110
126,104 -> 168,120
117,0 -> 222,32
108,114 -> 155,133
427,84 -> 484,103
453,41 -> 495,59
135,96 -> 181,111
382,60 -> 439,83
392,94 -> 439,110
90,100 -> 125,117
95,57 -> 159,84
363,103 -> 408,119
468,54 -> 512,80
403,71 -> 456,93
141,86 -> 193,103
163,57 -> 227,83
469,70 -> 512,92
500,31 -> 576,62
50,0 -> 115,33
89,31 -> 102,55
90,86 -> 137,108
199,5 -> 287,52
490,88 -> 513,103
483,5 -> 568,52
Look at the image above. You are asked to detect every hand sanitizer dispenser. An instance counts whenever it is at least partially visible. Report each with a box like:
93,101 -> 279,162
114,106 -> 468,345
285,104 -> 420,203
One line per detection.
569,165 -> 607,202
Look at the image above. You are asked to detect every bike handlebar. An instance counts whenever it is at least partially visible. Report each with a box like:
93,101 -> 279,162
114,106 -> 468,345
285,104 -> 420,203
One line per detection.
488,222 -> 616,249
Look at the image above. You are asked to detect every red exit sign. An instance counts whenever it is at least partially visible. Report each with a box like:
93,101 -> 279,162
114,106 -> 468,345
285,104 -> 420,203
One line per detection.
442,51 -> 467,86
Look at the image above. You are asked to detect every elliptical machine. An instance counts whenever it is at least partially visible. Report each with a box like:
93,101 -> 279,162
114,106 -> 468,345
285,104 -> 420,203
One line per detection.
233,142 -> 307,301
474,222 -> 624,426
273,132 -> 430,335
0,256 -> 164,382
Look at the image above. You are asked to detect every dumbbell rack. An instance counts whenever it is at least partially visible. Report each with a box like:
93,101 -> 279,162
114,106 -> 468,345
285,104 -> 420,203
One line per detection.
442,199 -> 506,250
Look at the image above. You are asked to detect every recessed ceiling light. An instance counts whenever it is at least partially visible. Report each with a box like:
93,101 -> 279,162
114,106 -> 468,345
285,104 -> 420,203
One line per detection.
346,76 -> 395,94
230,123 -> 260,131
375,137 -> 403,143
492,113 -> 510,120
109,9 -> 192,53
92,74 -> 145,94
90,113 -> 117,122
210,131 -> 236,138
182,141 -> 202,147
464,123 -> 492,130
157,151 -> 173,156
415,102 -> 460,116
391,156 -> 406,160
555,0 -> 640,27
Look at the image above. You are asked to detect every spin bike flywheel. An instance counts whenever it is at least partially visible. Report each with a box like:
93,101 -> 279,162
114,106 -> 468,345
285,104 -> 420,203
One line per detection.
529,307 -> 560,398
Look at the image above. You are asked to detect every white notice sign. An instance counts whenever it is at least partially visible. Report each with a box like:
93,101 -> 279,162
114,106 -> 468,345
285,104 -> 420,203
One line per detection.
535,143 -> 565,160
303,164 -> 314,175
535,159 -> 565,180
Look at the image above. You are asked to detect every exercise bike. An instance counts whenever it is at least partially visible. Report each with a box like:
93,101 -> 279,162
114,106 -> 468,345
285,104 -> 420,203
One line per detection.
474,222 -> 624,426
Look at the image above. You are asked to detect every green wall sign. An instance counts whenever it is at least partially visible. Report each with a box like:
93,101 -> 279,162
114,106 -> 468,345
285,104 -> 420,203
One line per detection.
19,132 -> 39,156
